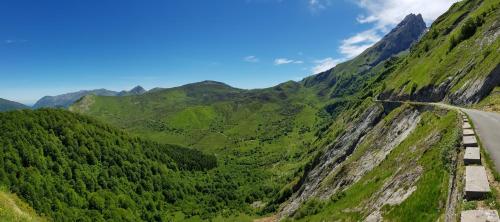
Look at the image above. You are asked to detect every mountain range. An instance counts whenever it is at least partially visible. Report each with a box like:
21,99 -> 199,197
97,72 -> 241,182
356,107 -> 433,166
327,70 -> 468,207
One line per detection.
0,98 -> 30,112
31,85 -> 146,109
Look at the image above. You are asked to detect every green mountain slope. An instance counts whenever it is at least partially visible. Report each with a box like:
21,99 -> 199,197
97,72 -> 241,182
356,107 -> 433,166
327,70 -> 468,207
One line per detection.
378,0 -> 500,105
0,99 -> 29,112
71,80 -> 332,216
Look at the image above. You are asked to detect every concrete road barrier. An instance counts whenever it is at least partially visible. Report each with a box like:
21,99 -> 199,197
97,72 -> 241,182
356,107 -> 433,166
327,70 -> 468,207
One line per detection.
463,136 -> 478,147
461,210 -> 499,222
465,166 -> 491,200
464,147 -> 481,165
463,129 -> 475,136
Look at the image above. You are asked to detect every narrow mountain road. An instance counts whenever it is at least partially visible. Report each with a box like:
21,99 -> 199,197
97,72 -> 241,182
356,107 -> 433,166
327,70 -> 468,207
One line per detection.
433,103 -> 500,173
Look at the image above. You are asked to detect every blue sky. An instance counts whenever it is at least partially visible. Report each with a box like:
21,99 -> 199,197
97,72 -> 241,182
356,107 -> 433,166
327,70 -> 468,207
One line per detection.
0,0 -> 456,104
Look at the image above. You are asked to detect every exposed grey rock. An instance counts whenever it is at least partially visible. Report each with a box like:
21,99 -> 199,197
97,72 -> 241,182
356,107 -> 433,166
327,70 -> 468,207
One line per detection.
362,165 -> 422,222
319,108 -> 421,199
448,64 -> 500,105
278,105 -> 423,219
367,14 -> 427,66
278,104 -> 385,218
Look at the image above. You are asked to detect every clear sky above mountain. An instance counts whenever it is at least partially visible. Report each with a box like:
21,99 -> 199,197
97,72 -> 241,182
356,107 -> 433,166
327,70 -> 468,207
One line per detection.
0,0 -> 457,104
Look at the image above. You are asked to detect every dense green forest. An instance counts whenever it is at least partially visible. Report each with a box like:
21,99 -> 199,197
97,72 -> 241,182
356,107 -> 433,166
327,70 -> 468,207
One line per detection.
0,109 -> 272,221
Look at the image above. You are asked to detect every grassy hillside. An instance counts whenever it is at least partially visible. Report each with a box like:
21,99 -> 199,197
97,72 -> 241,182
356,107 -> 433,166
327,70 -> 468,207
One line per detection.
0,187 -> 46,222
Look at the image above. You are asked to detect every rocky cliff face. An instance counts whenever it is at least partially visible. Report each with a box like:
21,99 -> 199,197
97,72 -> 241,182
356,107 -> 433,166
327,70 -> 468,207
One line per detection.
277,102 -> 459,220
278,103 -> 424,218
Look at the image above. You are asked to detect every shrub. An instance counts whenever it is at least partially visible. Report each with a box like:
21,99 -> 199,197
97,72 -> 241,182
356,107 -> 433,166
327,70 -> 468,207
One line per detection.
449,16 -> 485,51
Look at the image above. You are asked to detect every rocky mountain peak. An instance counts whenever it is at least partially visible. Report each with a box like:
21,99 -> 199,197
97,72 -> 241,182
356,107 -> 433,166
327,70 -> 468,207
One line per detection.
129,85 -> 146,94
367,13 -> 427,65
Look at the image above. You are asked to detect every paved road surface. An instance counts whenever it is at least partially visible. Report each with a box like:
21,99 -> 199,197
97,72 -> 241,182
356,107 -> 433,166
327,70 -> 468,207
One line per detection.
461,109 -> 500,173
433,103 -> 500,173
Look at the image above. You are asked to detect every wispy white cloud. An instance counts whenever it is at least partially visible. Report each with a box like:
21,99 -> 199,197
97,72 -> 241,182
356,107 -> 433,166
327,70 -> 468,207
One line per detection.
274,58 -> 303,65
4,39 -> 27,44
243,55 -> 259,63
308,0 -> 331,12
355,0 -> 458,30
311,57 -> 343,74
339,29 -> 382,59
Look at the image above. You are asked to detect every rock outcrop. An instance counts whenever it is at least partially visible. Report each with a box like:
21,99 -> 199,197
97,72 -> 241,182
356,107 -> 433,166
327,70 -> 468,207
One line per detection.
278,104 -> 424,219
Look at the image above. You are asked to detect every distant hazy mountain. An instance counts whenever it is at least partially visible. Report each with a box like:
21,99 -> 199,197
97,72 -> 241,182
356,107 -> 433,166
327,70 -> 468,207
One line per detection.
33,86 -> 146,108
0,98 -> 30,112
117,85 -> 146,96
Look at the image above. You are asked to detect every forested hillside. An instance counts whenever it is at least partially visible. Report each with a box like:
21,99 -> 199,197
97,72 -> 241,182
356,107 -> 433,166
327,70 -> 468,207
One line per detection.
71,80 -> 333,219
0,109 -> 277,221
